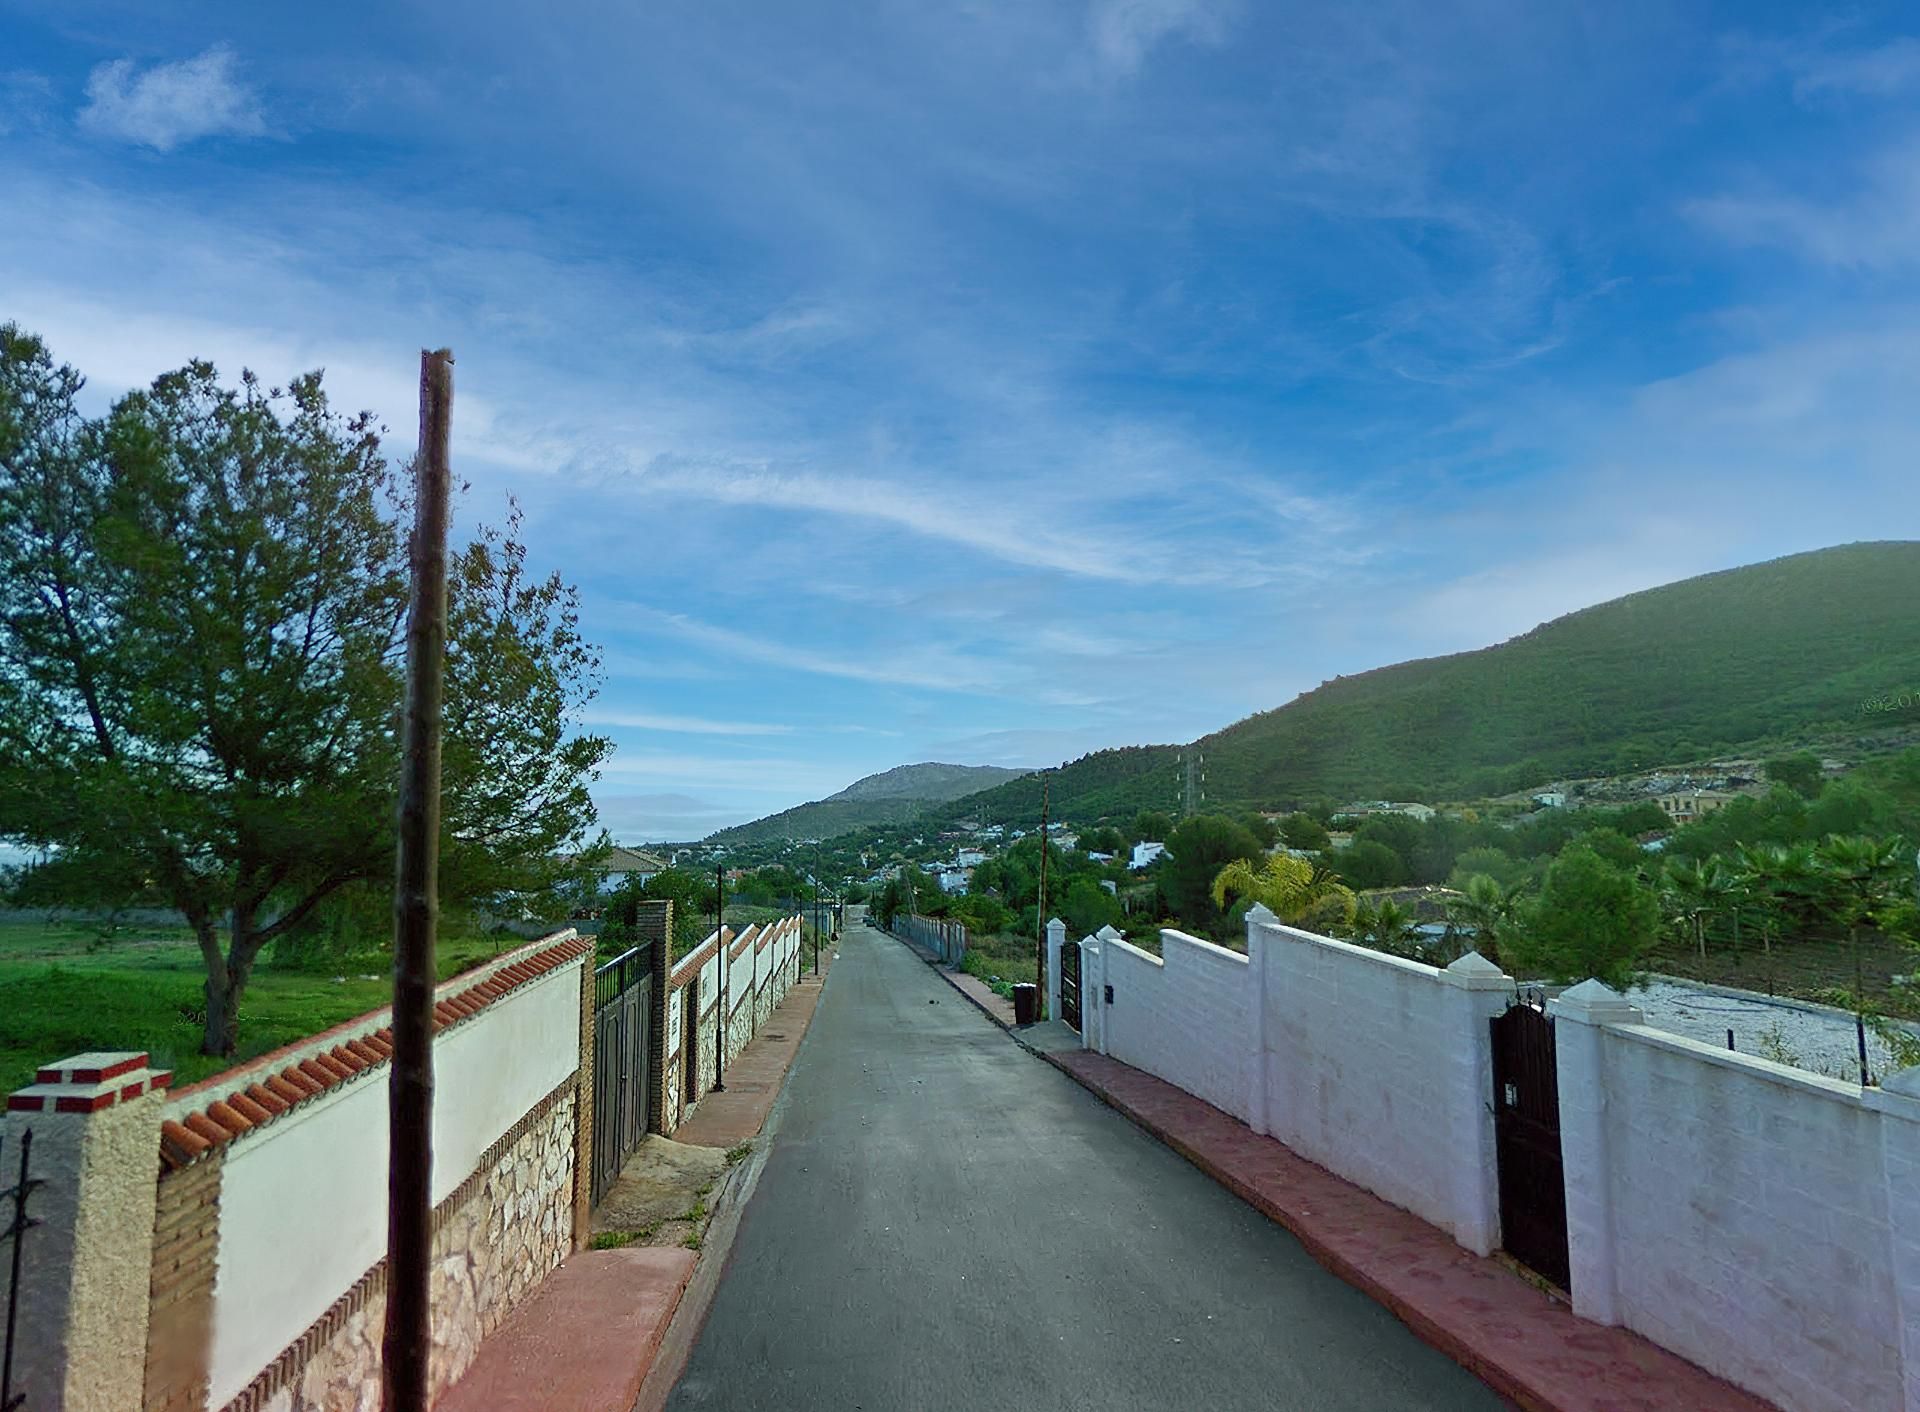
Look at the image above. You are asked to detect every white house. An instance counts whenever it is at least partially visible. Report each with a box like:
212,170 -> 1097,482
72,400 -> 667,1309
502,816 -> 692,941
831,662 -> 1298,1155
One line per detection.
589,845 -> 668,894
1533,791 -> 1567,809
1130,841 -> 1168,870
954,848 -> 987,867
936,867 -> 973,894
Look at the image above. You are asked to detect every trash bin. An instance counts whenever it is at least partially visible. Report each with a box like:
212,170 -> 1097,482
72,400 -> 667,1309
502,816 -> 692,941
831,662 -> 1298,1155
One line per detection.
1012,983 -> 1037,1025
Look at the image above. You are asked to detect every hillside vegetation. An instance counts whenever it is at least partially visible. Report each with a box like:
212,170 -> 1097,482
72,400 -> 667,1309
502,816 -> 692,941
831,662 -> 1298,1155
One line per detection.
933,542 -> 1920,825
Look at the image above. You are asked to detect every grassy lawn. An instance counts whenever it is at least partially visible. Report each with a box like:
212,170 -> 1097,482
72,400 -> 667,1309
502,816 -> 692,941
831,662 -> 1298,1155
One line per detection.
0,920 -> 531,1097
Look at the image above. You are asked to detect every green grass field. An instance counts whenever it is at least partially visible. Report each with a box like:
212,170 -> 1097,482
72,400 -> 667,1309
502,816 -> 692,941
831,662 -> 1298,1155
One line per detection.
0,920 -> 529,1097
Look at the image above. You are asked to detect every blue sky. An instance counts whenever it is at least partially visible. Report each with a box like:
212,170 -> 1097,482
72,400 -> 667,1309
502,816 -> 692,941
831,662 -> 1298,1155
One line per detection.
3,3 -> 1918,842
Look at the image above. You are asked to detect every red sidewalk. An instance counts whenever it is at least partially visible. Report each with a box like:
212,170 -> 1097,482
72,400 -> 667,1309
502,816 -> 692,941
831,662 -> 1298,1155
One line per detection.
1046,1049 -> 1780,1412
437,1248 -> 695,1412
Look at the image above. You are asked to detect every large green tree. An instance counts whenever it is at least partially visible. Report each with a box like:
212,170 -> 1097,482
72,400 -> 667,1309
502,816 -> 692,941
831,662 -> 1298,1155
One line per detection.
1507,845 -> 1660,988
0,328 -> 611,1054
1162,814 -> 1263,938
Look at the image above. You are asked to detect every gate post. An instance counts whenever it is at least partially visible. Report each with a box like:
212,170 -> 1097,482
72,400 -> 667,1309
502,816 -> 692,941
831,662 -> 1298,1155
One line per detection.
573,936 -> 597,1250
634,901 -> 673,1135
3,1052 -> 171,1412
1045,918 -> 1065,1024
1549,980 -> 1643,1324
1439,951 -> 1517,1256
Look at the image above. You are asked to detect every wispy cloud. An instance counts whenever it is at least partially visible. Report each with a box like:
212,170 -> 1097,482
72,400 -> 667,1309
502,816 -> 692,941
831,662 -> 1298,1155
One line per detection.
79,46 -> 267,152
579,708 -> 794,736
1087,0 -> 1236,79
1685,135 -> 1920,270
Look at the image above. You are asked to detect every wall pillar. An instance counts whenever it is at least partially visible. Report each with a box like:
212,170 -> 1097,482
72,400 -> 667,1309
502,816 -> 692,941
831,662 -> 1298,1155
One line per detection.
635,899 -> 673,1135
572,937 -> 597,1250
1244,906 -> 1278,1136
1865,1067 -> 1920,1412
1438,951 -> 1518,1256
1045,918 -> 1065,1025
1548,979 -> 1643,1324
3,1052 -> 171,1412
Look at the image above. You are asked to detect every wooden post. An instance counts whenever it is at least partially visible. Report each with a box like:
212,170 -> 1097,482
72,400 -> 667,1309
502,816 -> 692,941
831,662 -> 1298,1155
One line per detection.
384,348 -> 453,1412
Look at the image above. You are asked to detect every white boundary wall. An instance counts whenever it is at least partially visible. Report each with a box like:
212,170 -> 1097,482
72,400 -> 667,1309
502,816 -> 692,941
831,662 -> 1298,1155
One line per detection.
205,952 -> 584,1409
1071,908 -> 1920,1412
1554,983 -> 1920,1412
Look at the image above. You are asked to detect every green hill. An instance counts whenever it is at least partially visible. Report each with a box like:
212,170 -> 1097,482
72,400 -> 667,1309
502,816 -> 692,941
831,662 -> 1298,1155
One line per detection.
936,541 -> 1920,826
708,762 -> 1026,843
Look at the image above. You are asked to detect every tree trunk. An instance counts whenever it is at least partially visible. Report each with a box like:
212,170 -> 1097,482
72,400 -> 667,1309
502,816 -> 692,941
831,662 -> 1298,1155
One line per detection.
201,915 -> 261,1057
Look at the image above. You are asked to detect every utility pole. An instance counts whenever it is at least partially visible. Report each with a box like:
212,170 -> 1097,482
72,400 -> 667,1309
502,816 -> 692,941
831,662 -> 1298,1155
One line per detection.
384,348 -> 453,1412
1036,775 -> 1049,1008
713,862 -> 726,1092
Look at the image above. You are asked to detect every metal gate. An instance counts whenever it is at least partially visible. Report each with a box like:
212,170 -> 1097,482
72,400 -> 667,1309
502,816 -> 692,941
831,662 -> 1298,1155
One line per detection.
1490,1002 -> 1569,1289
1060,937 -> 1082,1031
592,944 -> 654,1206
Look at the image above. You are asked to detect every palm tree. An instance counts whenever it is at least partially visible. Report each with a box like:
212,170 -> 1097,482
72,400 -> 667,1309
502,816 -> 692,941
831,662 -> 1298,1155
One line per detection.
1212,854 -> 1357,936
1731,841 -> 1817,996
1350,897 -> 1423,959
1444,873 -> 1527,965
1814,834 -> 1910,1084
1661,857 -> 1729,962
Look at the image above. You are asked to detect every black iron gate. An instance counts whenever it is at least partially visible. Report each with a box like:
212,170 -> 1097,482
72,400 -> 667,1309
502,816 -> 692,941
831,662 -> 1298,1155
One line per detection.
1060,937 -> 1082,1031
1490,1002 -> 1569,1290
592,944 -> 654,1206
2,1129 -> 39,1412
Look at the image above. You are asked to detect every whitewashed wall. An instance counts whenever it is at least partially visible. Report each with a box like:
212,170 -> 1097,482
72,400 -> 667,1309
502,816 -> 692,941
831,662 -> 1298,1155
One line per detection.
204,955 -> 584,1409
1555,984 -> 1919,1412
664,918 -> 802,1133
1099,930 -> 1252,1123
1256,918 -> 1512,1254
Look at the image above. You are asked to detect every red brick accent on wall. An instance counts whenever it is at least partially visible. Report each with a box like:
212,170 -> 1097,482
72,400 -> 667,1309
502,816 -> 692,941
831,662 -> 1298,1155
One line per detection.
159,934 -> 592,1173
144,1154 -> 223,1412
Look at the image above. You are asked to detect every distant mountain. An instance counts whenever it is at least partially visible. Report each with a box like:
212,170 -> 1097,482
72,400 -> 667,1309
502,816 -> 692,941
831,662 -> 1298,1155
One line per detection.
825,762 -> 1026,803
708,762 -> 1028,843
920,541 -> 1920,828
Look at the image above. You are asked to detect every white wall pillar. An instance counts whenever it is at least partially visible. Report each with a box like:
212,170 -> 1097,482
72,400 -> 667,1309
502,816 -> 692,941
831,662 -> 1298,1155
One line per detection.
1549,980 -> 1643,1325
1438,951 -> 1517,1256
1244,906 -> 1277,1136
1045,918 -> 1065,1025
1094,926 -> 1121,1058
1865,1067 -> 1920,1412
3,1052 -> 172,1412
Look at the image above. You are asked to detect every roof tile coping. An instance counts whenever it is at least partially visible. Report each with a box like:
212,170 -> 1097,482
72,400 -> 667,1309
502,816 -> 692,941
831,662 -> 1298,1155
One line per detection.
158,928 -> 590,1169
668,926 -> 733,986
729,924 -> 760,960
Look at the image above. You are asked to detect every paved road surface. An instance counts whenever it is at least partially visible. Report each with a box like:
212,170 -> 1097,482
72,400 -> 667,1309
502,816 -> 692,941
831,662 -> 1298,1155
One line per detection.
666,924 -> 1506,1411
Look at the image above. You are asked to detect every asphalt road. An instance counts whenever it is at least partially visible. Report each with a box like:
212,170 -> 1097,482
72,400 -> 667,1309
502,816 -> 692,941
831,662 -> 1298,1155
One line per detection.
665,923 -> 1507,1411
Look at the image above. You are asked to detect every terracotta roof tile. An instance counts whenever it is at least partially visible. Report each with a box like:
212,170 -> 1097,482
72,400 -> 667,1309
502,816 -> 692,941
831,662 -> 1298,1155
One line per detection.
157,931 -> 589,1170
245,1083 -> 290,1116
161,1120 -> 210,1165
227,1092 -> 273,1125
206,1100 -> 252,1137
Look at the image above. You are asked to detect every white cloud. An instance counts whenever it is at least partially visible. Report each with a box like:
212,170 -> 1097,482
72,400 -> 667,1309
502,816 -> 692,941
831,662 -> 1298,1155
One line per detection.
1087,0 -> 1234,79
0,71 -> 54,136
579,708 -> 793,736
1794,38 -> 1920,101
1685,136 -> 1920,271
79,46 -> 266,152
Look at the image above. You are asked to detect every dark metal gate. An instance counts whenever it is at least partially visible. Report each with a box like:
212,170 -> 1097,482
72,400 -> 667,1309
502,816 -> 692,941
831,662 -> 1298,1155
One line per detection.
3,1129 -> 39,1412
1060,937 -> 1082,1031
592,944 -> 654,1206
1490,1003 -> 1569,1290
